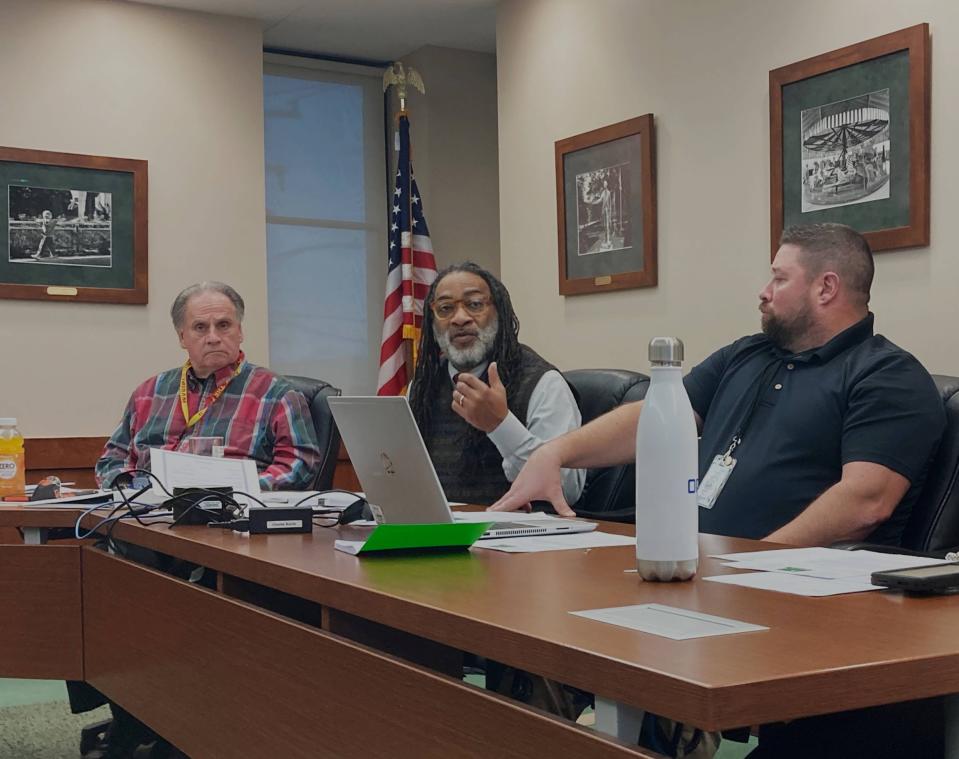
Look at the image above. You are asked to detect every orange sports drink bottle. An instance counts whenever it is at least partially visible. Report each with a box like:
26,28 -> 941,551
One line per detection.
0,418 -> 26,499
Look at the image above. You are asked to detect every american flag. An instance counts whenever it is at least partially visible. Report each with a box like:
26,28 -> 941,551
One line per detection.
376,114 -> 438,395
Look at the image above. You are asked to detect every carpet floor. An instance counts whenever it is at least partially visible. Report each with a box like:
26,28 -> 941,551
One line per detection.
0,700 -> 110,759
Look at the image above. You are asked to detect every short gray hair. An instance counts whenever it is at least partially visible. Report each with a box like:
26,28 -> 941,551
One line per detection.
780,223 -> 874,306
170,281 -> 245,329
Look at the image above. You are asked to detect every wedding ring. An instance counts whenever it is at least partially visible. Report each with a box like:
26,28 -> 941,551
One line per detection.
457,392 -> 465,406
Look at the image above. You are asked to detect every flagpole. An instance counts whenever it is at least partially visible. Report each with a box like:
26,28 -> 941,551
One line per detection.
400,108 -> 416,385
377,62 -> 435,396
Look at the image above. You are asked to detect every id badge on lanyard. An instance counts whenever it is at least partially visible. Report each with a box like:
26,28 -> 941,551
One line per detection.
698,358 -> 781,510
697,449 -> 737,510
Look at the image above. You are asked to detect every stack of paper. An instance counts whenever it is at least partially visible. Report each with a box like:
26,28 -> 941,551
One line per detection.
704,547 -> 951,596
150,448 -> 261,507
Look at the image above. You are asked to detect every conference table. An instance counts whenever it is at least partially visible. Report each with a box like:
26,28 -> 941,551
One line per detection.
3,505 -> 959,758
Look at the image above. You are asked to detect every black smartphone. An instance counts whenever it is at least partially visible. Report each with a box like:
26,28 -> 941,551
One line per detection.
871,563 -> 959,593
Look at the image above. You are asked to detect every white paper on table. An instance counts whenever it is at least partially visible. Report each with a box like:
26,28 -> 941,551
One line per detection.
334,539 -> 366,555
259,491 -> 330,508
710,547 -> 839,563
149,448 -> 260,505
474,531 -> 635,553
570,603 -> 768,640
18,489 -> 114,508
704,571 -> 878,596
714,547 -> 950,580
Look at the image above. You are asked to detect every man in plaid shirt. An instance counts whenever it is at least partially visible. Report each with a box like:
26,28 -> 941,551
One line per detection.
96,281 -> 321,491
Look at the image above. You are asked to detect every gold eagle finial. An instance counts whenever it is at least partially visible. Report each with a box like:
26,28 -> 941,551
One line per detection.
382,62 -> 426,111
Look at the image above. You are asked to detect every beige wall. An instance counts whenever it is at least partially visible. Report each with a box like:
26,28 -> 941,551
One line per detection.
0,0 -> 266,436
497,0 -> 959,375
398,46 -> 500,275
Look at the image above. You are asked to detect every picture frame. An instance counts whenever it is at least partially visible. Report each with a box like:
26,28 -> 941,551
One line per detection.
0,147 -> 148,304
769,23 -> 930,257
555,114 -> 657,296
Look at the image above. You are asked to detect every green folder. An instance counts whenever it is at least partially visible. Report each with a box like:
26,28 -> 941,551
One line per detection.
335,522 -> 492,555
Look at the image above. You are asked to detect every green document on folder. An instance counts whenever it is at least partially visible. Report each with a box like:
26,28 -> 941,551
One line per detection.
334,522 -> 492,555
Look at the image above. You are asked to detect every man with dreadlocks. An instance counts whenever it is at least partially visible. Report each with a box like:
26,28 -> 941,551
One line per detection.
409,262 -> 585,507
409,262 -> 590,720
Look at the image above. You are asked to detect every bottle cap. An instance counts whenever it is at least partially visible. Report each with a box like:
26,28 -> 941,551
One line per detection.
648,337 -> 684,365
0,418 -> 17,426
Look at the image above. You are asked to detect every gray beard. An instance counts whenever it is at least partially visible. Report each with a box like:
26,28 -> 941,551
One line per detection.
436,317 -> 499,371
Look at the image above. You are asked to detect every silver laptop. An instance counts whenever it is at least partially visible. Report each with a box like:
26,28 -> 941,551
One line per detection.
327,396 -> 596,539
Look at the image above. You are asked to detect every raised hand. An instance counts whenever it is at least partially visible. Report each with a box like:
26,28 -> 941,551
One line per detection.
452,361 -> 509,433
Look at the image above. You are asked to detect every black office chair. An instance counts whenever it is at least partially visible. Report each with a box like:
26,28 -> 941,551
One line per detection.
832,373 -> 959,557
894,374 -> 959,554
282,375 -> 342,491
563,369 -> 649,522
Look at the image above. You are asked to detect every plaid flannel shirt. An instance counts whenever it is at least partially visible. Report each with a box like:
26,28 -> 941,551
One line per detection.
96,354 -> 321,491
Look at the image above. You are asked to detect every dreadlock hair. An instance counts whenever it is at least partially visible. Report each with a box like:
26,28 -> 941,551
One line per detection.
409,262 -> 523,458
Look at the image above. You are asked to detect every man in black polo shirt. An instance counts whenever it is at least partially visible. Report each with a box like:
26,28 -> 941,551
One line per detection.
490,223 -> 945,758
492,223 -> 943,547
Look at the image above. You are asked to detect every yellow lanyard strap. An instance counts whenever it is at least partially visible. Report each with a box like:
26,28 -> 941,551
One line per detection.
178,360 -> 244,429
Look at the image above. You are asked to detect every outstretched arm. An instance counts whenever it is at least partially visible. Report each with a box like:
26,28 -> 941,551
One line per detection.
488,400 -> 645,515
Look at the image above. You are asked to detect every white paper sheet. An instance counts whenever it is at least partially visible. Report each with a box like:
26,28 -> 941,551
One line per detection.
259,491 -> 328,508
704,571 -> 878,596
16,489 -> 114,508
713,547 -> 950,580
474,531 -> 635,553
149,448 -> 260,505
334,539 -> 365,555
571,603 -> 768,640
710,547 -> 838,563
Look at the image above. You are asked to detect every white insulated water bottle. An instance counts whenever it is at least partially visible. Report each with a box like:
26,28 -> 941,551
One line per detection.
635,337 -> 699,581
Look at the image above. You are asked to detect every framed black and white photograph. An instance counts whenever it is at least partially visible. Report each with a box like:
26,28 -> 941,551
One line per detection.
555,114 -> 656,296
800,89 -> 890,213
770,24 -> 929,255
0,147 -> 147,303
9,186 -> 113,268
575,163 -> 631,256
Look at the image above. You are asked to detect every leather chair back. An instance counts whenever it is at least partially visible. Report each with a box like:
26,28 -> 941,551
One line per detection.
282,375 -> 342,491
563,369 -> 649,522
900,374 -> 959,553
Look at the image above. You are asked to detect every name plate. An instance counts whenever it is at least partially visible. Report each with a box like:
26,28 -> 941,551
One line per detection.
593,275 -> 612,286
46,286 -> 78,297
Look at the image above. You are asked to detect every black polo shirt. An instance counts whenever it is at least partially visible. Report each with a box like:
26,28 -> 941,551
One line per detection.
683,314 -> 945,545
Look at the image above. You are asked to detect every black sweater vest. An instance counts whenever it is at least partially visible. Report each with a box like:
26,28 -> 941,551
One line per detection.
423,345 -> 557,506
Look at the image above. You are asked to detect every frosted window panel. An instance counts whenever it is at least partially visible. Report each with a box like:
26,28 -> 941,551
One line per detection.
264,74 -> 364,223
264,59 -> 387,397
267,224 -> 376,394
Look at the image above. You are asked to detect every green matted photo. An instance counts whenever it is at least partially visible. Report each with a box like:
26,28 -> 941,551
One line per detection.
769,23 -> 930,256
0,147 -> 147,304
555,114 -> 657,296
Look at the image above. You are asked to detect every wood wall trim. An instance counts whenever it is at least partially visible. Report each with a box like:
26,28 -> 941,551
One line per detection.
25,437 -> 107,470
26,437 -> 346,469
334,440 -> 360,491
23,435 -> 360,492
